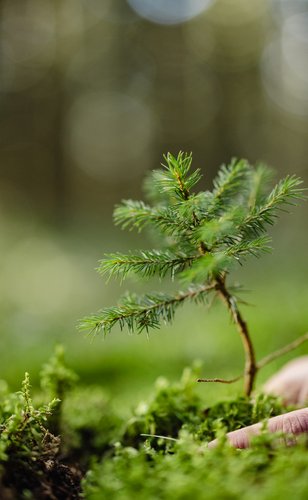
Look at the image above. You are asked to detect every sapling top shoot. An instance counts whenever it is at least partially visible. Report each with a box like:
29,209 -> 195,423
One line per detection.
79,152 -> 307,396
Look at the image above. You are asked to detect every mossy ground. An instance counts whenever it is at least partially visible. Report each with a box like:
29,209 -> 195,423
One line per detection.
0,354 -> 307,499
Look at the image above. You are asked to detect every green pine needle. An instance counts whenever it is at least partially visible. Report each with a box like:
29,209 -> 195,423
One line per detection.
151,152 -> 202,201
247,163 -> 274,208
240,175 -> 304,239
98,250 -> 198,281
210,158 -> 250,211
114,201 -> 192,237
79,284 -> 216,336
79,153 -> 305,339
180,253 -> 232,284
113,200 -> 156,232
226,236 -> 272,260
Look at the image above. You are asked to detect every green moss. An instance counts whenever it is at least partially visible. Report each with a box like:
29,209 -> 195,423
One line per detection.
82,367 -> 307,500
0,350 -> 306,499
61,386 -> 123,465
121,365 -> 287,449
83,427 -> 308,500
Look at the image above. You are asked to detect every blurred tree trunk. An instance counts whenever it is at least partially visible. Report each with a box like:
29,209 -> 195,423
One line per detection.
51,0 -> 68,224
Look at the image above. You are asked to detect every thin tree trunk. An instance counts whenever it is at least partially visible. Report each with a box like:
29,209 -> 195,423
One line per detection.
215,276 -> 257,396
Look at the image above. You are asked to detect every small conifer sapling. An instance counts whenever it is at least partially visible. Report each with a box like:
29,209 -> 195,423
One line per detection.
79,153 -> 308,396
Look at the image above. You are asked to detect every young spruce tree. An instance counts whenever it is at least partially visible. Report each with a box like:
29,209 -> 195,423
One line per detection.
79,153 -> 307,396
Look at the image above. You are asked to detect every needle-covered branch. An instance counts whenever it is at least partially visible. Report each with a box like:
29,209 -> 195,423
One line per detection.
99,250 -> 198,281
114,201 -> 193,238
79,284 -> 216,336
210,158 -> 250,211
239,175 -> 304,239
151,151 -> 202,201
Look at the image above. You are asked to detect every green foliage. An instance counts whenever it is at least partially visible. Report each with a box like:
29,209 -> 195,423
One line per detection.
79,285 -> 215,335
150,151 -> 202,201
82,368 -> 305,500
83,433 -> 308,500
0,349 -> 117,497
0,372 -> 61,496
61,386 -> 123,465
40,345 -> 78,436
120,366 -> 286,449
197,393 -> 287,442
122,365 -> 204,447
0,351 -> 305,500
98,249 -> 196,281
39,348 -> 122,467
80,152 -> 303,337
40,345 -> 78,399
210,158 -> 250,209
0,372 -> 59,463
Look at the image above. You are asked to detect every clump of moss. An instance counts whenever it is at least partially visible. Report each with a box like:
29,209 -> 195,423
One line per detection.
0,348 -> 124,498
0,372 -> 81,499
122,365 -> 203,448
0,350 -> 304,499
61,386 -> 123,466
121,364 -> 287,449
82,368 -> 306,500
83,432 -> 308,500
196,392 -> 288,442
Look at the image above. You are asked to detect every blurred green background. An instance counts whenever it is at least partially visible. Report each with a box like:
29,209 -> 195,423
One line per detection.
0,0 -> 307,407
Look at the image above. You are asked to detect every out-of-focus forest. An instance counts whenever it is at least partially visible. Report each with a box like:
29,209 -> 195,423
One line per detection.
0,0 -> 307,401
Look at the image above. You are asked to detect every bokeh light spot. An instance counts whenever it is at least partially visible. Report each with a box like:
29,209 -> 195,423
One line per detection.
126,0 -> 214,25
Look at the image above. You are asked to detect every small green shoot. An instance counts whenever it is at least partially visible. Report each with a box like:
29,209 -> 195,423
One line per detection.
79,152 -> 306,395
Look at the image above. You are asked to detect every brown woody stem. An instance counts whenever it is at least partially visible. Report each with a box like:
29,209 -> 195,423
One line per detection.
198,332 -> 308,390
197,375 -> 242,384
257,332 -> 308,370
215,276 -> 257,396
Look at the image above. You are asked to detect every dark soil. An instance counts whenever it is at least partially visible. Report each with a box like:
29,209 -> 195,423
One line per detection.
0,454 -> 83,499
